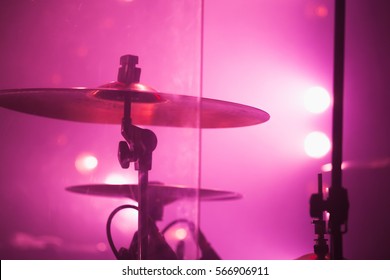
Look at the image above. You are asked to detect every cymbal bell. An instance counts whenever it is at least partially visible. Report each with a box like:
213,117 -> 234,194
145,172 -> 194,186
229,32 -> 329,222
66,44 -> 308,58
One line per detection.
66,183 -> 242,206
0,82 -> 270,128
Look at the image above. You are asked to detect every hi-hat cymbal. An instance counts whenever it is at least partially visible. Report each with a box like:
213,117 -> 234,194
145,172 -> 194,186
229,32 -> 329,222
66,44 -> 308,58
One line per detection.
0,82 -> 270,128
66,183 -> 242,206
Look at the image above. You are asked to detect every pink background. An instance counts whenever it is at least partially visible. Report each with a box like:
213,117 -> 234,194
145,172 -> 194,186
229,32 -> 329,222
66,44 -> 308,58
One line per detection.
1,0 -> 389,259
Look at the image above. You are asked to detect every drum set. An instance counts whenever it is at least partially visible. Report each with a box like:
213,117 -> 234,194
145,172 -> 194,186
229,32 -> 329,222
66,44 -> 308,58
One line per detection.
0,54 -> 270,260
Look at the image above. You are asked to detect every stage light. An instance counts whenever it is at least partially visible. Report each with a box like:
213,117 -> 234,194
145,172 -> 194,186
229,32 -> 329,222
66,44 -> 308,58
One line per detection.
304,131 -> 331,158
304,86 -> 331,113
75,153 -> 98,174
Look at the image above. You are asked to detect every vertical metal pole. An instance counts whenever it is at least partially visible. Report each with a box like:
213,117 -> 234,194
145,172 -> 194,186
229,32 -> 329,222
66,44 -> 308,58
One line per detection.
138,169 -> 149,260
330,0 -> 346,260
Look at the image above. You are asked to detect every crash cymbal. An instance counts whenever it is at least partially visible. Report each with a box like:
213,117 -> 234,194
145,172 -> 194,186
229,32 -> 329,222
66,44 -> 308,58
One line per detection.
0,82 -> 270,128
66,183 -> 242,206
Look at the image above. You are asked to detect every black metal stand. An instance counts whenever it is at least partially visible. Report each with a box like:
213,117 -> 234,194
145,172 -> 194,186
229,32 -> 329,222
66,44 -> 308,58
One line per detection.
309,0 -> 349,260
328,0 -> 349,260
116,55 -> 158,260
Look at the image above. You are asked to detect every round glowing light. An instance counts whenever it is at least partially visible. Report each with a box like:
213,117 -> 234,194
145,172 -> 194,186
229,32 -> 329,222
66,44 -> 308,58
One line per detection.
75,153 -> 98,174
304,86 -> 331,113
304,131 -> 331,158
175,228 -> 188,240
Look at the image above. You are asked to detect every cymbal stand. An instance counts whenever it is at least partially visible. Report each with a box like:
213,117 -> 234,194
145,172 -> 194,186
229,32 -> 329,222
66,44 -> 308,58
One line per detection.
116,55 -> 158,260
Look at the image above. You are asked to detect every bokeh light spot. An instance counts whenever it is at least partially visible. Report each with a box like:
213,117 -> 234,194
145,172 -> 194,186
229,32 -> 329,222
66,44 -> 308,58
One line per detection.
96,242 -> 107,252
304,131 -> 331,158
315,5 -> 328,18
75,153 -> 98,174
175,228 -> 188,240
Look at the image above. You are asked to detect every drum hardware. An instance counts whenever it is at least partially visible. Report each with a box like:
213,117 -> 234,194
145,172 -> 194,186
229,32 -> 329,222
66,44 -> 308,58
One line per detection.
113,54 -> 156,259
161,219 -> 221,260
67,183 -> 239,259
0,54 -> 269,259
105,204 -> 178,260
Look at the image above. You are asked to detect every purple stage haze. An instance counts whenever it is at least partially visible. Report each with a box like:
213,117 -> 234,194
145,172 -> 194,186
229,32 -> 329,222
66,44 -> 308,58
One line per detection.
0,0 -> 389,260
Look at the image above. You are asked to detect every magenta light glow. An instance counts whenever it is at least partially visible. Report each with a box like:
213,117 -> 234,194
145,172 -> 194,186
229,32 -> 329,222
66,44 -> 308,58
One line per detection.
2,0 -> 389,261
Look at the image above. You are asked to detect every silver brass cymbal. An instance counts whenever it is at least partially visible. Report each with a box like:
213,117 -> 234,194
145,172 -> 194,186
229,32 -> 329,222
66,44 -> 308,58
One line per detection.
66,183 -> 242,206
0,82 -> 270,128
